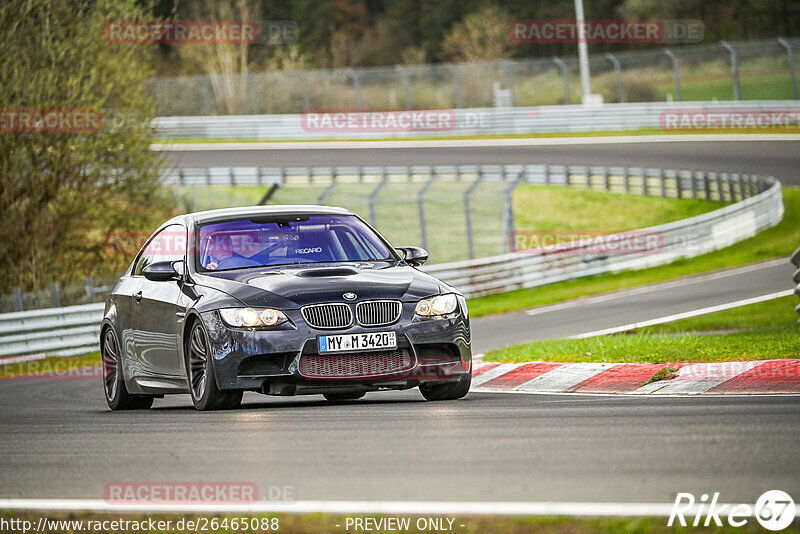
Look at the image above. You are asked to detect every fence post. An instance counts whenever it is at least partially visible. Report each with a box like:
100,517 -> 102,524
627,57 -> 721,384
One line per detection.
13,287 -> 23,311
501,171 -> 526,254
294,72 -> 310,111
446,63 -> 464,108
703,171 -> 711,200
552,57 -> 571,104
502,60 -> 516,106
603,167 -> 610,191
50,282 -> 60,308
369,167 -> 389,226
777,38 -> 798,100
585,166 -> 592,189
675,171 -> 683,199
690,171 -> 698,199
727,173 -> 736,201
346,68 -> 363,110
248,73 -> 260,115
85,277 -> 94,304
605,53 -> 625,103
641,169 -> 648,196
720,41 -> 741,100
201,76 -> 214,115
418,170 -> 438,251
317,168 -> 338,204
544,164 -> 551,185
663,48 -> 681,101
715,172 -> 724,201
464,169 -> 484,259
737,173 -> 745,200
623,167 -> 630,194
395,65 -> 412,109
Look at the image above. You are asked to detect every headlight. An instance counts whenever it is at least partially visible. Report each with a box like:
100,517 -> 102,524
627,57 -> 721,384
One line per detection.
415,294 -> 458,317
219,308 -> 287,328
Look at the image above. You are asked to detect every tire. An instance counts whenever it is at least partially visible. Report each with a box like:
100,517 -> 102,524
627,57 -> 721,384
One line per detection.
420,372 -> 471,401
102,327 -> 154,410
186,320 -> 243,411
323,391 -> 366,402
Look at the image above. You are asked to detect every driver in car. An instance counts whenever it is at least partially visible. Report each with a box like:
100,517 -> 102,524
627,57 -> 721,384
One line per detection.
205,234 -> 256,270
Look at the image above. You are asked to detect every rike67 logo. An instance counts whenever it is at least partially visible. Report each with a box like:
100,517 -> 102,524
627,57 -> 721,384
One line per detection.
669,490 -> 796,531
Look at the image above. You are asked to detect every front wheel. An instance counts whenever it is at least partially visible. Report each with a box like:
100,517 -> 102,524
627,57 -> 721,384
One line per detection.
102,327 -> 153,410
420,373 -> 471,401
186,320 -> 243,411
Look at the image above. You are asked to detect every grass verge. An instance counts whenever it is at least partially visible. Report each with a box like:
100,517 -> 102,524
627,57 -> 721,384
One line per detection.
468,187 -> 800,318
485,296 -> 800,364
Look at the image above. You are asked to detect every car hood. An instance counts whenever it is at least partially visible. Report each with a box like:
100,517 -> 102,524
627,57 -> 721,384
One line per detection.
192,262 -> 449,309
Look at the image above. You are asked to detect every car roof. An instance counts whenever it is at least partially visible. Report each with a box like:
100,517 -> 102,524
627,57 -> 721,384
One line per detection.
167,205 -> 356,226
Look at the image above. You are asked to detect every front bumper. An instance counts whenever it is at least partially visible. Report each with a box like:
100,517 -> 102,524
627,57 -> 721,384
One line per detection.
199,302 -> 472,394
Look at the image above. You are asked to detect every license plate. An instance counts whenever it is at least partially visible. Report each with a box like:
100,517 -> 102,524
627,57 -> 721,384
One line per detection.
318,331 -> 397,353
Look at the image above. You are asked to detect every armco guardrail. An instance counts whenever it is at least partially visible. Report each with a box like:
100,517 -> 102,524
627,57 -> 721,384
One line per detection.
153,100 -> 800,140
0,303 -> 104,360
792,246 -> 800,316
0,166 -> 783,360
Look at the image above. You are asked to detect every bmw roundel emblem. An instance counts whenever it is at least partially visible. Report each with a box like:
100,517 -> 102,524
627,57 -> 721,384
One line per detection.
343,292 -> 357,301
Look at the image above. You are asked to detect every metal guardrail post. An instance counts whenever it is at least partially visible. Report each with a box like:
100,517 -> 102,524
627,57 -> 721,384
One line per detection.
720,41 -> 742,100
50,282 -> 60,308
13,287 -> 23,311
464,169 -> 484,259
714,172 -> 723,201
675,171 -> 683,199
777,38 -> 798,100
663,48 -> 681,101
623,167 -> 630,194
418,170 -> 438,251
293,72 -> 311,111
395,66 -> 412,109
641,169 -> 648,196
737,174 -> 745,200
501,171 -> 526,254
659,169 -> 667,197
369,168 -> 389,226
603,167 -> 610,191
585,167 -> 592,189
552,57 -> 571,104
317,168 -> 338,204
543,164 -> 551,185
791,245 -> 800,317
605,53 -> 625,103
85,277 -> 94,304
446,63 -> 464,109
502,60 -> 516,106
346,68 -> 363,110
727,173 -> 736,201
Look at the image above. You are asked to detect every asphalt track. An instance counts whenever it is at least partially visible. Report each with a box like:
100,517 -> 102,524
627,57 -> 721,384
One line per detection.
1,137 -> 798,507
162,137 -> 800,186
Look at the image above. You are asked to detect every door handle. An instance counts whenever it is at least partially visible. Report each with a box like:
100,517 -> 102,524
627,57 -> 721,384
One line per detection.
133,291 -> 142,303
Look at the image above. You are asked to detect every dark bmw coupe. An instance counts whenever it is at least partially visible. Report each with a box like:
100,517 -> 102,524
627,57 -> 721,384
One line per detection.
101,206 -> 472,410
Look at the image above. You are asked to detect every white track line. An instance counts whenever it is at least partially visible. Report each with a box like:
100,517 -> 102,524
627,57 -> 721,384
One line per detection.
570,289 -> 794,339
151,134 -> 800,152
0,498 -> 743,517
524,258 -> 789,317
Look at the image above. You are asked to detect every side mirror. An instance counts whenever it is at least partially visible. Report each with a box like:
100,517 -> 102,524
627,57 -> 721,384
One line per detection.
142,261 -> 180,282
397,246 -> 429,266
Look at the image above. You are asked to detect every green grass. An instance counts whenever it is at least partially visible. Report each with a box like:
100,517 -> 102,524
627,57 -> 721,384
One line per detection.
468,187 -> 800,318
485,296 -> 800,364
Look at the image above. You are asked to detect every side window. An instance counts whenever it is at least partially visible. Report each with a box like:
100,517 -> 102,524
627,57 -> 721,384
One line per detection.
133,224 -> 186,276
134,231 -> 163,276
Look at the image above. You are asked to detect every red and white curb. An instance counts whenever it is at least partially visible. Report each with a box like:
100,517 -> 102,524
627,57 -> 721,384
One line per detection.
470,358 -> 800,395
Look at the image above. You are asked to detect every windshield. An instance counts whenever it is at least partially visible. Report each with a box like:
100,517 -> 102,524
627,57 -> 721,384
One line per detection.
196,215 -> 396,271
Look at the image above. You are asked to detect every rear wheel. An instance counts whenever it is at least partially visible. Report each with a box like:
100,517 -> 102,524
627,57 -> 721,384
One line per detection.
187,320 -> 242,411
102,327 -> 153,410
323,391 -> 366,402
420,373 -> 471,401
